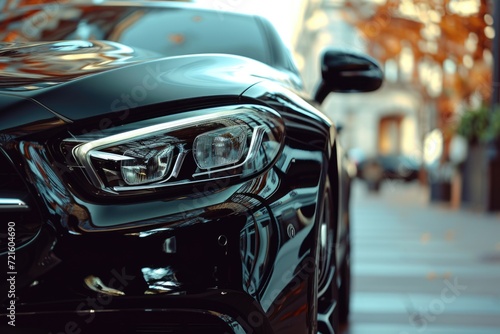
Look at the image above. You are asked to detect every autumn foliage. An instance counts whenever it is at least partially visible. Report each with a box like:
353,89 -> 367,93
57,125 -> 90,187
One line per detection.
343,0 -> 493,132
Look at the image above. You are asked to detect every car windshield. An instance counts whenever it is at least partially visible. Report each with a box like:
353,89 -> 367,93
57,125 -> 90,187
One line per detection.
0,4 -> 272,65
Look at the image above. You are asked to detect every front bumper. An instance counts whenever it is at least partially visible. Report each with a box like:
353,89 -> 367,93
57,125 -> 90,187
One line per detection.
2,290 -> 274,334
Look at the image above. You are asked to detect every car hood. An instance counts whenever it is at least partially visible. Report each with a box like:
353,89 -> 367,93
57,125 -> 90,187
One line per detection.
0,40 -> 155,89
0,41 -> 293,121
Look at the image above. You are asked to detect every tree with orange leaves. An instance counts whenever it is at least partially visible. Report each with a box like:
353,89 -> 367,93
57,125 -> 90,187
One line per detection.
343,0 -> 493,131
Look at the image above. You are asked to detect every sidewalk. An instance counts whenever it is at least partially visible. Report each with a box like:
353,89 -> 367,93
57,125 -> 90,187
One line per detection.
343,180 -> 500,334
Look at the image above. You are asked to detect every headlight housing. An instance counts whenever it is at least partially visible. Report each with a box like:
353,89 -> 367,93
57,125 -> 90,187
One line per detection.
61,105 -> 284,195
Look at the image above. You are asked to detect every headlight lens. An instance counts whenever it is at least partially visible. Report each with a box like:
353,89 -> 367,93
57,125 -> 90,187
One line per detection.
120,142 -> 175,185
62,105 -> 284,194
193,125 -> 247,170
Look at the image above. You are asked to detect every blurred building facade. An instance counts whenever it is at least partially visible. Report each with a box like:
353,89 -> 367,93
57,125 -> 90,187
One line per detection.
295,0 -> 423,162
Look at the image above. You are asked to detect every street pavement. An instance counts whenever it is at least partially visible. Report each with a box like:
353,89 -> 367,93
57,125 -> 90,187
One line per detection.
341,180 -> 500,334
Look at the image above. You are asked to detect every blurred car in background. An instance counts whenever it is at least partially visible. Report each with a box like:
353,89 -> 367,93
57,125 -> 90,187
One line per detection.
0,2 -> 382,333
350,149 -> 421,191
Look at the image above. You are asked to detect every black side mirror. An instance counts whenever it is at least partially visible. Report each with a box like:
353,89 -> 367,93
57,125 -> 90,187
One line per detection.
314,49 -> 384,104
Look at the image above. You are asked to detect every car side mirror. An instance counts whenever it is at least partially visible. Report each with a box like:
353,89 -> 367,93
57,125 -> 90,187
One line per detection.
314,49 -> 384,104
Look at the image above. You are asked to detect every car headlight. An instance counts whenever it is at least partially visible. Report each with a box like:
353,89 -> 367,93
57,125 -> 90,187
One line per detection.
61,105 -> 284,195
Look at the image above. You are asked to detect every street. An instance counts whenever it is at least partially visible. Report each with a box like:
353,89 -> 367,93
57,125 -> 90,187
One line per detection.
342,180 -> 500,334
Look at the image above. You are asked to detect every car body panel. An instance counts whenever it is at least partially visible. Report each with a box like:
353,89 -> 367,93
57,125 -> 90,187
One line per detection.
0,93 -> 65,133
0,39 -> 156,90
0,41 -> 294,122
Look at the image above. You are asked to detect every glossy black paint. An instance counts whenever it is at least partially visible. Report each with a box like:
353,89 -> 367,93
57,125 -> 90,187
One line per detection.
25,55 -> 294,122
0,2 -> 381,333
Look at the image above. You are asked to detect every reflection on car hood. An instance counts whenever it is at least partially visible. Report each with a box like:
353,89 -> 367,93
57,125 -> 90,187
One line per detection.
2,52 -> 290,121
0,40 -> 155,89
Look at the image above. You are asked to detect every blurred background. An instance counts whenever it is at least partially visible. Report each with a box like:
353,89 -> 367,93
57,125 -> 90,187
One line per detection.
285,1 -> 500,333
1,0 -> 499,333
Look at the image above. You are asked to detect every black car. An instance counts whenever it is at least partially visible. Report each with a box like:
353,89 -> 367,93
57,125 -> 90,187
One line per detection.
0,2 -> 382,333
355,153 -> 421,191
